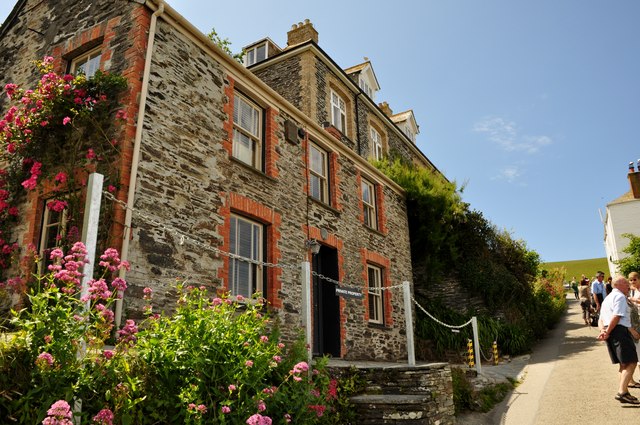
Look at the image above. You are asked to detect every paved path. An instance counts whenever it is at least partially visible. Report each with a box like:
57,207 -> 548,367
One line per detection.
489,295 -> 640,424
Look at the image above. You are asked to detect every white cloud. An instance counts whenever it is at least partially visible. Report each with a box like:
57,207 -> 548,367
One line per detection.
492,165 -> 522,183
473,116 -> 552,154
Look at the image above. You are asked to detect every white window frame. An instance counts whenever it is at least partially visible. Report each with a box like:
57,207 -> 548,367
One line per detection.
404,124 -> 415,143
229,214 -> 264,298
309,142 -> 329,204
361,179 -> 377,230
39,198 -> 71,273
70,47 -> 102,78
370,127 -> 383,160
233,92 -> 263,170
359,77 -> 373,98
367,264 -> 383,324
244,42 -> 268,67
330,90 -> 347,133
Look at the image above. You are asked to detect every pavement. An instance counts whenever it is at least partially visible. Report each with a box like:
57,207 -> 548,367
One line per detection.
459,293 -> 640,425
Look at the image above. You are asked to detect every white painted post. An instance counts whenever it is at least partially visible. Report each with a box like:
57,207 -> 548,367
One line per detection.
471,316 -> 482,375
403,281 -> 416,366
80,173 -> 103,311
301,261 -> 313,365
74,173 -> 103,424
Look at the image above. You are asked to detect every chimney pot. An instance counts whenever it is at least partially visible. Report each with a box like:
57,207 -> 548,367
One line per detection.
287,19 -> 319,47
629,162 -> 635,172
629,160 -> 640,199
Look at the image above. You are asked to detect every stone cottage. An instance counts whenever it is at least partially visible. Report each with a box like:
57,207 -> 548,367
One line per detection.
0,0 -> 445,362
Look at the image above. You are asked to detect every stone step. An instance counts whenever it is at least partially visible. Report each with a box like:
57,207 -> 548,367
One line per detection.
350,394 -> 430,424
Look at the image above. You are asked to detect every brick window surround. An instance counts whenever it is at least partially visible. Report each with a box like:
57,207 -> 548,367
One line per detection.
360,248 -> 393,326
223,76 -> 280,178
218,192 -> 283,308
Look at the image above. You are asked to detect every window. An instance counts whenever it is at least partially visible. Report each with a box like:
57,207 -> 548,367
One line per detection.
330,90 -> 346,133
370,127 -> 383,160
362,179 -> 377,230
404,124 -> 415,143
70,47 -> 102,78
359,77 -> 373,99
309,143 -> 329,203
39,198 -> 71,272
367,265 -> 383,324
229,214 -> 264,298
245,43 -> 267,66
233,93 -> 263,169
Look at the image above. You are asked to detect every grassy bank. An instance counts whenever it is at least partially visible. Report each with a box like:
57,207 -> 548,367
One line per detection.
542,257 -> 609,281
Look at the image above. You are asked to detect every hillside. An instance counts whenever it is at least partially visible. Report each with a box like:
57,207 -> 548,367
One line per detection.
542,257 -> 609,281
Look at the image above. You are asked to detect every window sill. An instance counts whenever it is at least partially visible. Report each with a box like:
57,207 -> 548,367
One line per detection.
230,156 -> 277,183
308,196 -> 341,215
367,321 -> 387,329
363,224 -> 384,237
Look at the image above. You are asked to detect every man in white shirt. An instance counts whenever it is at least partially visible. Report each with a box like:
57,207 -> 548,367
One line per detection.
598,275 -> 639,404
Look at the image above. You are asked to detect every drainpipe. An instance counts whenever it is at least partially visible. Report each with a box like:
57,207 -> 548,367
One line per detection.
354,91 -> 362,156
115,0 -> 165,329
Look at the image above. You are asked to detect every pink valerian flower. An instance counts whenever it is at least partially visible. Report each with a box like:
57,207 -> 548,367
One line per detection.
92,408 -> 114,425
143,287 -> 153,300
86,148 -> 96,159
272,355 -> 282,363
49,248 -> 64,261
46,199 -> 68,213
107,184 -> 116,193
83,279 -> 111,302
245,414 -> 272,425
21,174 -> 38,190
222,406 -> 231,414
277,343 -> 285,349
4,83 -> 18,99
211,297 -> 222,306
327,379 -> 338,400
257,400 -> 267,412
62,116 -> 71,125
117,319 -> 138,346
260,335 -> 269,343
292,362 -> 309,374
110,277 -> 127,293
283,413 -> 292,423
44,335 -> 52,344
43,400 -> 72,425
228,384 -> 237,392
35,352 -> 54,369
103,350 -> 114,360
245,360 -> 254,368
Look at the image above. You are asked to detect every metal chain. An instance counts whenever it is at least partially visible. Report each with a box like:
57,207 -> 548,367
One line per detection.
104,191 -> 410,290
103,191 -> 298,271
411,296 -> 473,330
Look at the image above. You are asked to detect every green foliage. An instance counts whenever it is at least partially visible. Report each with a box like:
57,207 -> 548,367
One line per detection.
451,367 -> 513,415
616,233 -> 640,277
374,157 -> 465,277
0,245 -> 338,424
207,28 -> 244,64
542,257 -> 609,281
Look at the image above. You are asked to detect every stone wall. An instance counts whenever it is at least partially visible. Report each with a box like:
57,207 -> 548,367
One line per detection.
123,18 -> 415,361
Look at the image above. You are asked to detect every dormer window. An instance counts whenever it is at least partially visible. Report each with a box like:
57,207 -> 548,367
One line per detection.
404,125 -> 415,143
245,43 -> 267,66
359,77 -> 374,99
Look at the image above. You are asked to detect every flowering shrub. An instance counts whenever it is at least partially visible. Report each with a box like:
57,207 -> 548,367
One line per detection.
0,56 -> 127,293
0,250 -> 341,424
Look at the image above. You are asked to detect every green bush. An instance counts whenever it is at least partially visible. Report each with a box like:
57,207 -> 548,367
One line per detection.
0,244 -> 338,424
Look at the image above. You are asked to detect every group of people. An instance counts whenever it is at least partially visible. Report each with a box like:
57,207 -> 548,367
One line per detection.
570,273 -> 614,326
579,271 -> 640,405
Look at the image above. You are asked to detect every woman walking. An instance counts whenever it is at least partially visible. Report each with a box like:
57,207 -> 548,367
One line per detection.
579,278 -> 592,325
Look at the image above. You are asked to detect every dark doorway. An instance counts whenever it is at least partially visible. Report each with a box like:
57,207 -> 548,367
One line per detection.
312,245 -> 341,357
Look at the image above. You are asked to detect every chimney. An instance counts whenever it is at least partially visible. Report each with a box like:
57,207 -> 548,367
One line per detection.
378,101 -> 393,117
629,159 -> 640,199
287,19 -> 318,47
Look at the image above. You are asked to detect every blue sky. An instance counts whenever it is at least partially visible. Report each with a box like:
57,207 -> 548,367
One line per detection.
1,1 -> 639,262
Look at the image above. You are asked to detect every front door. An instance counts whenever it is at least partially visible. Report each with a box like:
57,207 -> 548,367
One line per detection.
312,245 -> 341,357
